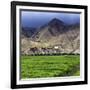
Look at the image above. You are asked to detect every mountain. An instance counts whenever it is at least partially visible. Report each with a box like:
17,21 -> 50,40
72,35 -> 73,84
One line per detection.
21,27 -> 36,38
48,18 -> 64,26
31,18 -> 65,42
21,18 -> 80,55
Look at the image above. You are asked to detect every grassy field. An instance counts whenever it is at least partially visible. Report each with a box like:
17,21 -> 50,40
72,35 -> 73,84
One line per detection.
21,55 -> 80,79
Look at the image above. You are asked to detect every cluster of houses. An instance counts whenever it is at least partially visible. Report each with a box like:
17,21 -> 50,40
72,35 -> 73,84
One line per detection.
22,45 -> 80,55
22,46 -> 65,55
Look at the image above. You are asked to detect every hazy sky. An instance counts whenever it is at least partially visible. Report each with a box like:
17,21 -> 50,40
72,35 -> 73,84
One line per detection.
21,11 -> 80,28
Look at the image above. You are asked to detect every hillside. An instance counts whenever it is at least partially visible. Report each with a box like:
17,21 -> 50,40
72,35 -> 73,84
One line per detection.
21,18 -> 80,55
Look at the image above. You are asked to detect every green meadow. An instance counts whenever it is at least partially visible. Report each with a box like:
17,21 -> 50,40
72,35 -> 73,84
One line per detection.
21,55 -> 80,79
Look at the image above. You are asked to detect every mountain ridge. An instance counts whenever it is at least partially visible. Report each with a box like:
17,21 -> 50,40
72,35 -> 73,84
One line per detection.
21,18 -> 80,55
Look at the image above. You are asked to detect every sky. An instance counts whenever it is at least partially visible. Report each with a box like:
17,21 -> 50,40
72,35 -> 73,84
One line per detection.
21,11 -> 80,28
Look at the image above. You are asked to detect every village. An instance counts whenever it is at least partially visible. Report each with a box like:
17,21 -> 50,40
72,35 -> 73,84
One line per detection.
21,45 -> 79,56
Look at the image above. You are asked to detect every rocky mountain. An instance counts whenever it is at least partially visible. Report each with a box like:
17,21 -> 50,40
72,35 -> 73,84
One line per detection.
21,18 -> 80,55
31,18 -> 65,42
21,27 -> 36,38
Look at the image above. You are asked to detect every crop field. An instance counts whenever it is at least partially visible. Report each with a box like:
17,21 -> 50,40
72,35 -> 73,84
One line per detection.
21,55 -> 80,79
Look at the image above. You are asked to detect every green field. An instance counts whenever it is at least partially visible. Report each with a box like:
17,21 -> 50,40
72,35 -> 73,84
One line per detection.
21,55 -> 80,79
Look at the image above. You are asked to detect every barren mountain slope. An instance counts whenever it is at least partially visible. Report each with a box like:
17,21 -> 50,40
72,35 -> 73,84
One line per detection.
21,18 -> 80,54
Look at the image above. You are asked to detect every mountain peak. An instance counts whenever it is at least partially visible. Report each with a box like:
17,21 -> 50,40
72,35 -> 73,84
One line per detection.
48,18 -> 64,26
51,18 -> 62,21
